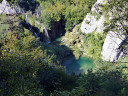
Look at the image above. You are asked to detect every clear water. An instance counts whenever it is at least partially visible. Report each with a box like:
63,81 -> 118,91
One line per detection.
62,55 -> 95,75
55,37 -> 95,74
55,37 -> 62,41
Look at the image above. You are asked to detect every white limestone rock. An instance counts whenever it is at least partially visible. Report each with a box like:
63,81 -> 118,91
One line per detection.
80,0 -> 107,33
80,0 -> 127,62
0,0 -> 16,14
81,14 -> 105,33
0,0 -> 24,14
101,31 -> 125,62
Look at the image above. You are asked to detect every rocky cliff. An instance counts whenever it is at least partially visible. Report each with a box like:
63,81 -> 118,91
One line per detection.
80,0 -> 127,62
80,0 -> 107,34
1,0 -> 127,62
101,31 -> 125,62
0,0 -> 51,43
0,0 -> 24,14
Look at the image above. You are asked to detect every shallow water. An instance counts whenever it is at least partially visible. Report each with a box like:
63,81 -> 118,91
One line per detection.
62,55 -> 95,75
55,37 -> 62,42
55,37 -> 95,74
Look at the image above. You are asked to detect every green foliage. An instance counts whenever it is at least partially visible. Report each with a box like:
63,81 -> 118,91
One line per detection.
102,0 -> 128,34
37,66 -> 77,93
0,15 -> 11,42
55,69 -> 128,96
118,55 -> 128,78
84,33 -> 106,59
94,59 -> 114,70
0,34 -> 78,95
0,14 -> 78,95
0,1 -> 128,96
39,0 -> 96,31
0,34 -> 54,95
42,43 -> 66,64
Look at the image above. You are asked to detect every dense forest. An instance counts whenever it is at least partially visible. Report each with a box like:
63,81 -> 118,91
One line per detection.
0,0 -> 128,96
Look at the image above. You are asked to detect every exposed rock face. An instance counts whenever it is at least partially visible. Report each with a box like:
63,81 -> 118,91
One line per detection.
25,15 -> 51,43
80,0 -> 107,33
0,0 -> 15,14
81,15 -> 105,33
0,0 -> 24,14
80,0 -> 126,62
101,31 -> 125,62
40,24 -> 51,43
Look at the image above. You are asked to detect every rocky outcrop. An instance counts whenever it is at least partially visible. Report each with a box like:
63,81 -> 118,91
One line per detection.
24,15 -> 51,43
80,0 -> 127,62
40,24 -> 51,43
101,31 -> 125,62
0,0 -> 15,14
80,0 -> 107,34
0,0 -> 24,14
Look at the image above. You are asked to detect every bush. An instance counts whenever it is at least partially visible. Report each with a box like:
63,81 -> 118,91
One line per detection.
84,33 -> 106,59
39,0 -> 96,31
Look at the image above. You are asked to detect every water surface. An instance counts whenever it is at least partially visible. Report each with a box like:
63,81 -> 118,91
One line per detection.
62,55 -> 95,75
55,36 -> 95,74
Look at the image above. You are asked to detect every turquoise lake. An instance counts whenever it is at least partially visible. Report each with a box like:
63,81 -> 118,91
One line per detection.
55,37 -> 95,74
62,55 -> 95,75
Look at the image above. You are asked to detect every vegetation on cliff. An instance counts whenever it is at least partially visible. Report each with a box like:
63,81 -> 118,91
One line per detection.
0,0 -> 128,96
38,0 -> 96,31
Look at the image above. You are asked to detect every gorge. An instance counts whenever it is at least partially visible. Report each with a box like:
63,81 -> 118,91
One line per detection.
0,0 -> 127,72
0,0 -> 128,95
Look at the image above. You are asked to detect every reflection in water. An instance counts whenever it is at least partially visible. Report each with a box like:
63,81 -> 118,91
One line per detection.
62,55 -> 95,75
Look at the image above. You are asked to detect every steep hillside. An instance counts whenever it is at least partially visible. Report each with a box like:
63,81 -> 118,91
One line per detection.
0,0 -> 128,96
63,0 -> 128,62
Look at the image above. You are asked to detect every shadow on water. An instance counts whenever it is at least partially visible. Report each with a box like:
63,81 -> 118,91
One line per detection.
62,55 -> 95,75
54,37 -> 95,75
